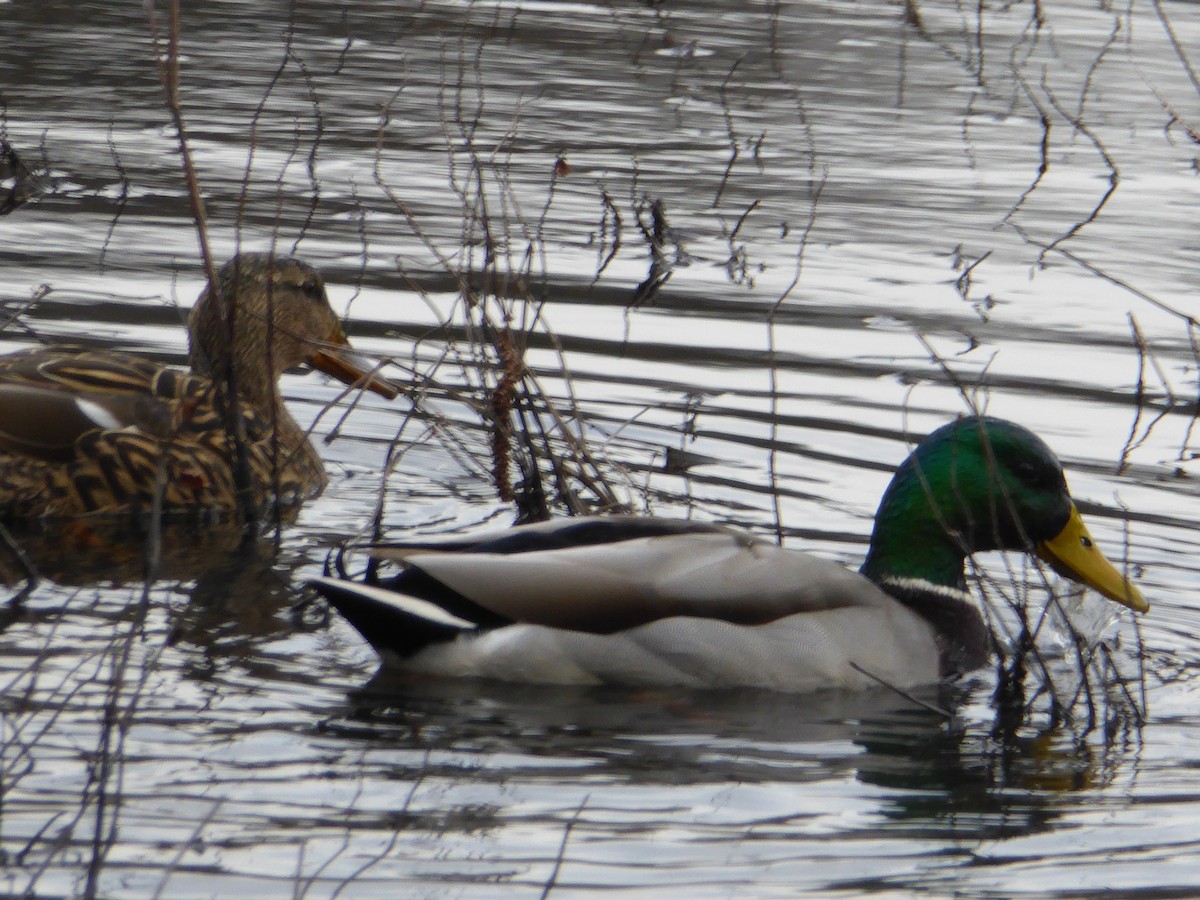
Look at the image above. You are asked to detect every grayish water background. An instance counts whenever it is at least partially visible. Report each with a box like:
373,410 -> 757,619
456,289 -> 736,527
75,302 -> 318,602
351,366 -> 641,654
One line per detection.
1,0 -> 1199,895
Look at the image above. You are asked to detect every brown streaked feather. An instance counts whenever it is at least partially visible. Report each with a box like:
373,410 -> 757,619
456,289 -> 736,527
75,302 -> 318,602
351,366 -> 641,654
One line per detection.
35,357 -> 166,393
0,346 -> 167,393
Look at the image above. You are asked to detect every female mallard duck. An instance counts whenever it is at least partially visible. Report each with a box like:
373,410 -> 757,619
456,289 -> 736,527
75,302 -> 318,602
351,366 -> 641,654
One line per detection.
0,253 -> 396,519
310,417 -> 1147,692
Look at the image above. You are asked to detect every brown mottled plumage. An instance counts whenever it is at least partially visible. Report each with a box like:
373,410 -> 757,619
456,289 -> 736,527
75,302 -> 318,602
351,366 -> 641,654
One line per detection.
0,254 -> 397,519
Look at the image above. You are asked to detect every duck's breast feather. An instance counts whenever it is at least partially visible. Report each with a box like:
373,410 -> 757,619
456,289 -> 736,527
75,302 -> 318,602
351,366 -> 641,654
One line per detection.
399,533 -> 893,633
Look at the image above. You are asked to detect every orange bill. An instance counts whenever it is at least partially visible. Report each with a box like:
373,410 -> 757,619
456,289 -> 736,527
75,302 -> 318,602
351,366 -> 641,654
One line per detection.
311,325 -> 399,399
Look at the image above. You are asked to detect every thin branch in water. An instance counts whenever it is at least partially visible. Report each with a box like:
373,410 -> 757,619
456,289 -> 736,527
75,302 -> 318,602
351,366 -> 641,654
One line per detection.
1034,67 -> 1120,264
766,172 -> 823,543
952,246 -> 993,321
145,1 -> 216,288
1000,76 -> 1051,228
541,793 -> 589,900
848,662 -> 956,719
1118,314 -> 1176,473
150,798 -> 222,900
489,326 -> 521,502
1151,0 -> 1200,99
713,55 -> 747,209
592,187 -> 623,285
147,0 -> 262,525
98,124 -> 131,271
630,195 -> 672,308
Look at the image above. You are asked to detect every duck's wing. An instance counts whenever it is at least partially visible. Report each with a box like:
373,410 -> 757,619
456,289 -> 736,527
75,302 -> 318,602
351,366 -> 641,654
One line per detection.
0,348 -> 178,462
0,384 -> 175,461
312,522 -> 891,660
390,532 -> 877,632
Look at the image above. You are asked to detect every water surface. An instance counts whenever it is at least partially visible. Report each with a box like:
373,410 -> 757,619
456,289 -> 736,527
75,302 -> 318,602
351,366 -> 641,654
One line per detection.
1,0 -> 1199,896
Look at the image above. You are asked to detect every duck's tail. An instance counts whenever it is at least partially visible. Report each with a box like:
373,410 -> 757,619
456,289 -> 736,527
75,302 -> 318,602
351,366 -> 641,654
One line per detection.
309,576 -> 478,659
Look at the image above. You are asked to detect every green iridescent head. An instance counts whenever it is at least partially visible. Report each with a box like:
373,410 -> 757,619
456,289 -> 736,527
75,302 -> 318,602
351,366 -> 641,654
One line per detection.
860,416 -> 1145,612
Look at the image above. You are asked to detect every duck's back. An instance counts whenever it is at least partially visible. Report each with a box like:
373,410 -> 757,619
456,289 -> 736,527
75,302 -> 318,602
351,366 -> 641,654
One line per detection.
0,346 -> 323,518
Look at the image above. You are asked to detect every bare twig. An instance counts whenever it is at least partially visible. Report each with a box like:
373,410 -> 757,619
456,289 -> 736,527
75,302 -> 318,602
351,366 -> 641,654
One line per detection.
541,794 -> 589,900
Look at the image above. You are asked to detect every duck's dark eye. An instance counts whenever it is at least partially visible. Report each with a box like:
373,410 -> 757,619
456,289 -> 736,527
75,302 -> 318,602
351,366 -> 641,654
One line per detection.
1013,460 -> 1038,479
299,276 -> 324,300
1011,457 -> 1058,490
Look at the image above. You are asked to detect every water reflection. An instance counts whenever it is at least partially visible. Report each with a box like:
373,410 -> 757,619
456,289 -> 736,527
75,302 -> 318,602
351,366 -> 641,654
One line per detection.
330,672 -> 1138,839
0,519 -> 262,585
0,520 -> 319,694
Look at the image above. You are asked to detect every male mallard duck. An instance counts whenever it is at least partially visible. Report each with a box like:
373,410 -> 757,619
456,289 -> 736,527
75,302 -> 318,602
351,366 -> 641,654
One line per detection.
0,253 -> 397,519
310,416 -> 1147,692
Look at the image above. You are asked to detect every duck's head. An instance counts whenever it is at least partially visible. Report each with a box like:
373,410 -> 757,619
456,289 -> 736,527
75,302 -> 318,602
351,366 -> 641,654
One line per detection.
860,416 -> 1146,613
187,254 -> 398,405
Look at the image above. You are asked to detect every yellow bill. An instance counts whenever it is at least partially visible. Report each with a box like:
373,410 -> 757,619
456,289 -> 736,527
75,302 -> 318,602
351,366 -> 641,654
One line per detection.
1037,504 -> 1148,613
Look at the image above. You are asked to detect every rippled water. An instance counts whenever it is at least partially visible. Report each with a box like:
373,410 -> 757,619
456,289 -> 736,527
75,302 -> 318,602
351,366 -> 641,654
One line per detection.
2,0 -> 1200,896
